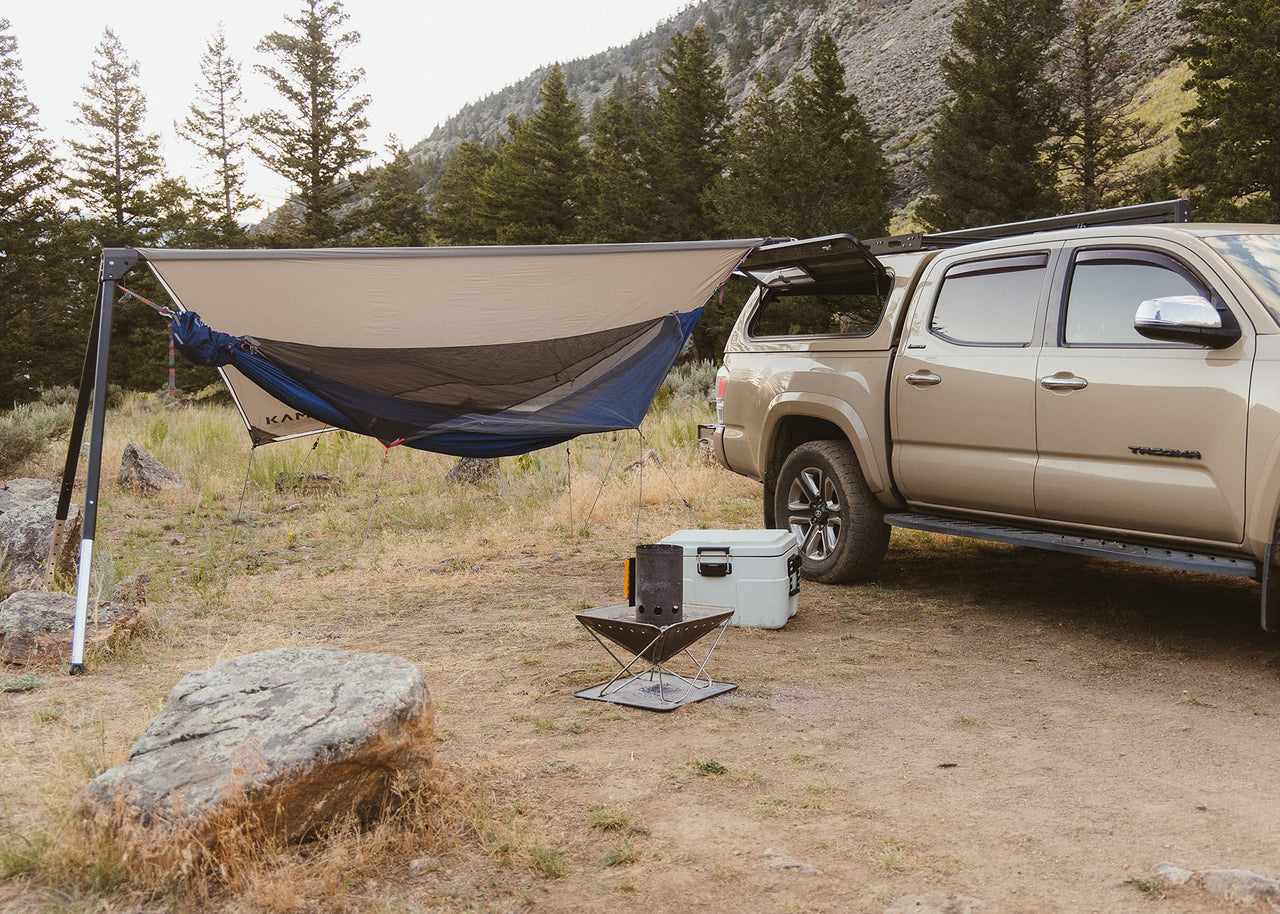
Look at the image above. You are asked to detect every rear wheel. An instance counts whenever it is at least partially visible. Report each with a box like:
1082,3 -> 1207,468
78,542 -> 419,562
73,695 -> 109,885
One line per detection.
774,439 -> 889,583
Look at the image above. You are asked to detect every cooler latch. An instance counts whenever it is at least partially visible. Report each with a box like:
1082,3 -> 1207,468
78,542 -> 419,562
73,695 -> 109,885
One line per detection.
696,546 -> 732,577
787,553 -> 802,596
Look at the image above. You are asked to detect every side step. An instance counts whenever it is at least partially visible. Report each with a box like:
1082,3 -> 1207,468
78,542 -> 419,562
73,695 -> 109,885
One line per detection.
885,513 -> 1259,579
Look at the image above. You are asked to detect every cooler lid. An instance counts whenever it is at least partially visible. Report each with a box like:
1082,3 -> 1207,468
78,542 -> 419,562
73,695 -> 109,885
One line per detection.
659,528 -> 799,558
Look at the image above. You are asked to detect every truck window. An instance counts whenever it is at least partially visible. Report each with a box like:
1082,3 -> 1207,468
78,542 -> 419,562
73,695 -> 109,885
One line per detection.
1063,249 -> 1209,346
929,253 -> 1047,345
1204,233 -> 1280,323
748,288 -> 886,338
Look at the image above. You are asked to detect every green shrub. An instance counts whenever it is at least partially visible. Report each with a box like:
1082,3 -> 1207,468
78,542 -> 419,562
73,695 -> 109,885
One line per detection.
0,400 -> 73,477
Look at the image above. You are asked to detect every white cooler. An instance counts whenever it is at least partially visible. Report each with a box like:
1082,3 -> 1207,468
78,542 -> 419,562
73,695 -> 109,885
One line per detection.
658,529 -> 801,629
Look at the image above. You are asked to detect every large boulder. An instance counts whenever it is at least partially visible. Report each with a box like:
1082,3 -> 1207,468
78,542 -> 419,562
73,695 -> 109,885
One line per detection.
117,442 -> 184,493
0,478 -> 80,586
0,590 -> 138,665
79,648 -> 434,852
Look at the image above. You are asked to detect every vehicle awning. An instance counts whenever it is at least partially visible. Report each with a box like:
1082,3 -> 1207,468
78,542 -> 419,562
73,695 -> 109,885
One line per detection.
137,241 -> 757,455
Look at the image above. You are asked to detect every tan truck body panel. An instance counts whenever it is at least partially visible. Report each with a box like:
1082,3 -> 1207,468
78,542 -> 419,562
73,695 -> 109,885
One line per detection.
717,224 -> 1280,567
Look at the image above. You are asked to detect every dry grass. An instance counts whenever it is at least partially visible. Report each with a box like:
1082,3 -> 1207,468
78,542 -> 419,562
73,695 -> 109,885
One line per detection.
0,382 -> 756,911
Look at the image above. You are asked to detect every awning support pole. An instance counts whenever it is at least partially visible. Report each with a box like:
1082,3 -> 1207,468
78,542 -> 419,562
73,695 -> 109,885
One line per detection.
47,297 -> 102,588
68,248 -> 137,675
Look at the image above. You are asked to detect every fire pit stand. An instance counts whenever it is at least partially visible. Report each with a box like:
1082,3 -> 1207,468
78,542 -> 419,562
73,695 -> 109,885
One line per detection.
574,602 -> 736,711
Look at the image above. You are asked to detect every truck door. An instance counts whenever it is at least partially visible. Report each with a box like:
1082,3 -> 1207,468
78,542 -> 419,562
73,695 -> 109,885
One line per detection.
892,250 -> 1052,517
1033,245 -> 1251,544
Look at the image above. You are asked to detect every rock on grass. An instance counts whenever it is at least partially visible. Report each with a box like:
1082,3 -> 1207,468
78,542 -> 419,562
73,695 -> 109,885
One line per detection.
78,647 -> 434,856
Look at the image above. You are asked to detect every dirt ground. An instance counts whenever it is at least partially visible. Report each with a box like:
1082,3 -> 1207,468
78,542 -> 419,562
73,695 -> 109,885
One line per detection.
331,531 -> 1280,913
5,454 -> 1280,912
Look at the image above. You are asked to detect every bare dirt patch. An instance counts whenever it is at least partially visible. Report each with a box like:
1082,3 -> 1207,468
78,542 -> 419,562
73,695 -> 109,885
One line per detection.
3,418 -> 1279,912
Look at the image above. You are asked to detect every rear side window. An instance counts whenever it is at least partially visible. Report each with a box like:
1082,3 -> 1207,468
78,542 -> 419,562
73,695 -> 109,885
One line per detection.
929,253 -> 1048,345
749,289 -> 887,337
1063,249 -> 1211,346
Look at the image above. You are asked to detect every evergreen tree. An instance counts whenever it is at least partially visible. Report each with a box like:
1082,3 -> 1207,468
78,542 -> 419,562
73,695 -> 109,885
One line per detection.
712,76 -> 799,238
714,35 -> 893,240
651,26 -> 730,239
918,0 -> 1065,230
1055,0 -> 1159,211
581,95 -> 656,242
431,140 -> 499,245
352,144 -> 430,246
789,33 -> 893,237
477,63 -> 587,245
249,0 -> 371,245
1175,0 -> 1280,221
178,26 -> 257,244
65,27 -> 166,246
0,18 -> 81,404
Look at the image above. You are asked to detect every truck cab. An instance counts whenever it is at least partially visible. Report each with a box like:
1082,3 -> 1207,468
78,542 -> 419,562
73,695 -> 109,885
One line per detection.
713,202 -> 1280,629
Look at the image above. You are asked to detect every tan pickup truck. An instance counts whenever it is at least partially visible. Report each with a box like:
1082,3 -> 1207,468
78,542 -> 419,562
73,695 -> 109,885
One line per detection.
711,201 -> 1280,629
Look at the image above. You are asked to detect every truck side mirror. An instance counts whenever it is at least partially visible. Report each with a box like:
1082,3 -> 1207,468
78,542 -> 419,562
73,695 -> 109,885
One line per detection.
1134,295 -> 1241,349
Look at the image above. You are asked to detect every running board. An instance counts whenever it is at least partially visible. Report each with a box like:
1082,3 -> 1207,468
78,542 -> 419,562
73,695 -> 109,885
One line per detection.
885,513 -> 1260,579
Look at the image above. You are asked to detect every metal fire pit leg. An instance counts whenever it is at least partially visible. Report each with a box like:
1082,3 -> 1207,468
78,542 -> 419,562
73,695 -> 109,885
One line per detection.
653,616 -> 732,703
581,624 -> 666,696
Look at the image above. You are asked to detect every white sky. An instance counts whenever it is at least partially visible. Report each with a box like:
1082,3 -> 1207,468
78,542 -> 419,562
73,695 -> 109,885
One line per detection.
7,1 -> 693,219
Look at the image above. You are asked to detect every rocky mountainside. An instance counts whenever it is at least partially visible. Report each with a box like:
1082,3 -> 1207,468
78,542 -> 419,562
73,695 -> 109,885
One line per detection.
408,0 -> 1185,207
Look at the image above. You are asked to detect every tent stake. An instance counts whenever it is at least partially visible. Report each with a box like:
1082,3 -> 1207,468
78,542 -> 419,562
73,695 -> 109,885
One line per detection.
68,249 -> 137,675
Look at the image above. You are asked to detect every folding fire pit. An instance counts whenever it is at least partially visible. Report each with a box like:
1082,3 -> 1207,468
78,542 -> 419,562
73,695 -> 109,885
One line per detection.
574,602 -> 736,711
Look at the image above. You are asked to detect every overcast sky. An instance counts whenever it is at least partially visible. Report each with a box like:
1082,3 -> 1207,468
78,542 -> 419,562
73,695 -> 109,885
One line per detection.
7,1 -> 693,218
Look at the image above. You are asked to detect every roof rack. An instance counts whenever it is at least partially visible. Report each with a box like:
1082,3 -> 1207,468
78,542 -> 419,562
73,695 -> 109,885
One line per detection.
863,199 -> 1190,255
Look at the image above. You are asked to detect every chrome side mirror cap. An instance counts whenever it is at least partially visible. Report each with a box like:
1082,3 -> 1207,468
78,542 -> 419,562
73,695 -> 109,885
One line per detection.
1134,295 -> 1240,349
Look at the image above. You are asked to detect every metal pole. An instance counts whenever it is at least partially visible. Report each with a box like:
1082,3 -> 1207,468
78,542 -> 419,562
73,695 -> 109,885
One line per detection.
46,299 -> 102,588
69,249 -> 137,674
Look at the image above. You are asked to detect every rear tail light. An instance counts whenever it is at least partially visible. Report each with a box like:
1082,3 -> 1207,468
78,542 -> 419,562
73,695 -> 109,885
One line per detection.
715,365 -> 729,424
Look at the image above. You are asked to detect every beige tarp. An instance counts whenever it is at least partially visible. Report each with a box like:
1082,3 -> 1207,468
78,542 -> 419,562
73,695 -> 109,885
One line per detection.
138,241 -> 757,444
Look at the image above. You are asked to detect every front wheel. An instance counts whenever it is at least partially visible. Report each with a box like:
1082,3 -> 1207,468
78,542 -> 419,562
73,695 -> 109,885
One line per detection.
773,439 -> 889,584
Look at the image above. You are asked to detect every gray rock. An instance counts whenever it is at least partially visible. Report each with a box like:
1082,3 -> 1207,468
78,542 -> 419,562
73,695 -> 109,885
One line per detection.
884,893 -> 987,914
409,856 -> 439,873
444,457 -> 497,485
0,590 -> 138,665
763,847 -> 824,876
274,471 -> 340,493
1152,861 -> 1196,886
0,478 -> 81,586
111,573 -> 151,605
79,647 -> 434,851
1155,862 -> 1280,905
117,442 -> 184,493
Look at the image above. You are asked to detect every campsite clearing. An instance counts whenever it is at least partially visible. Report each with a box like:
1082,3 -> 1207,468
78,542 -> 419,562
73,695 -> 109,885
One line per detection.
1,394 -> 1279,913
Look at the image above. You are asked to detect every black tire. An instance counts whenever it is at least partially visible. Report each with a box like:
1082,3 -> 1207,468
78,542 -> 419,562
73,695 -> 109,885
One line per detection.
773,439 -> 889,584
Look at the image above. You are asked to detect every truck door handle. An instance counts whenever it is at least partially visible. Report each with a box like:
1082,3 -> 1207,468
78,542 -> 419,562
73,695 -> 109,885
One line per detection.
905,371 -> 942,386
1040,375 -> 1089,390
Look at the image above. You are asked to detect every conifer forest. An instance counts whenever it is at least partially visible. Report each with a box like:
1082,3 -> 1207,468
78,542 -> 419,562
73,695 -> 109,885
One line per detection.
2,0 -> 1278,405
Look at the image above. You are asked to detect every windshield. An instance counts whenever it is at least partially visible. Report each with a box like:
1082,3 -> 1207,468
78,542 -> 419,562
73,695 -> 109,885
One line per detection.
1204,233 -> 1280,322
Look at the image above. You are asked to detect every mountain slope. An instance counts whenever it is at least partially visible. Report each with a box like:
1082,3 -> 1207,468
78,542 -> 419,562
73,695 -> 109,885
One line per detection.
407,0 -> 1187,208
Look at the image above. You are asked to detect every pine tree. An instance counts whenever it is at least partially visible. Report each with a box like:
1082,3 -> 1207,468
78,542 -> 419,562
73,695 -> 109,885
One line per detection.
789,33 -> 893,237
178,27 -> 258,244
65,27 -> 166,246
1175,0 -> 1280,221
249,0 -> 371,245
0,18 -> 79,404
711,76 -> 799,237
431,140 -> 499,245
581,95 -> 657,242
352,144 -> 430,246
477,63 -> 587,245
713,34 -> 893,240
918,0 -> 1065,230
651,26 -> 730,240
1055,0 -> 1159,211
